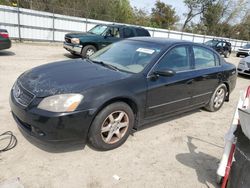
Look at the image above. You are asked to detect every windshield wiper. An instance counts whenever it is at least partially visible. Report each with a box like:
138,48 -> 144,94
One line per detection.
91,60 -> 120,71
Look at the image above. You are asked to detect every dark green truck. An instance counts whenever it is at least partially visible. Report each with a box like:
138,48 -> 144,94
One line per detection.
63,24 -> 150,57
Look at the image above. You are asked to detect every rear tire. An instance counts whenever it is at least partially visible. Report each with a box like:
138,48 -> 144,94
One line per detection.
236,53 -> 240,57
205,84 -> 227,112
81,45 -> 97,58
88,102 -> 134,151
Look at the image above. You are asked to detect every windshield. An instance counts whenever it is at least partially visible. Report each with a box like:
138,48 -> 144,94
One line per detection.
88,25 -> 108,35
89,40 -> 163,73
204,40 -> 218,46
243,44 -> 250,49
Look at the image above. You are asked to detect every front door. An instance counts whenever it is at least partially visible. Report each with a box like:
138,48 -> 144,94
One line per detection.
102,27 -> 121,48
145,45 -> 194,119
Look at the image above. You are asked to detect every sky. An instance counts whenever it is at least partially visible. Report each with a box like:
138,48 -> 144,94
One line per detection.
130,0 -> 187,23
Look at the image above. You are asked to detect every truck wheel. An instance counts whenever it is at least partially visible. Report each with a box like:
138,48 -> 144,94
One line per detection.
88,102 -> 134,151
224,50 -> 230,58
81,45 -> 97,58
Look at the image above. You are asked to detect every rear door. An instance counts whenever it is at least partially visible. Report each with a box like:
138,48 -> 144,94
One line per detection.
121,27 -> 136,38
190,45 -> 223,105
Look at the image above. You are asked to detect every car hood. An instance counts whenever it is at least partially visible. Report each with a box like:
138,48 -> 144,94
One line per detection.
65,32 -> 98,38
242,56 -> 250,62
18,59 -> 129,97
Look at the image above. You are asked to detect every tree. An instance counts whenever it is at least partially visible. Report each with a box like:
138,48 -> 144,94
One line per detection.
132,7 -> 151,27
182,0 -> 213,31
151,1 -> 179,29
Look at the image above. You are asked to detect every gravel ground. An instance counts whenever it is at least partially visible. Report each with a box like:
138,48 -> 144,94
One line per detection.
0,42 -> 249,188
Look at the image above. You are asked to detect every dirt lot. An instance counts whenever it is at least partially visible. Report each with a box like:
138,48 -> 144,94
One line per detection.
0,42 -> 249,188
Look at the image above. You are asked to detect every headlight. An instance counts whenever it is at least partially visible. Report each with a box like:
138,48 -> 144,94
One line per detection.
71,38 -> 80,44
38,94 -> 84,112
240,60 -> 247,67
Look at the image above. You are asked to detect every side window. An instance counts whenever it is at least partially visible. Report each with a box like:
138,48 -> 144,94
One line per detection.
123,28 -> 135,38
155,46 -> 190,72
217,42 -> 223,47
193,46 -> 217,69
135,28 -> 150,36
113,27 -> 120,38
105,27 -> 120,38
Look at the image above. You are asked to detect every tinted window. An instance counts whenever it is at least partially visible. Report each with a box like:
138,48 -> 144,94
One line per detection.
155,46 -> 190,72
193,46 -> 217,69
135,28 -> 150,36
123,28 -> 135,38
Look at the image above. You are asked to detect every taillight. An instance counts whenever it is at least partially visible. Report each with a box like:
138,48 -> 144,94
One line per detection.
0,32 -> 9,38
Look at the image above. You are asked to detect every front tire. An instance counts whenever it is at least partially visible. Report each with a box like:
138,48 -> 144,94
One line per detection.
205,84 -> 227,112
88,102 -> 134,151
224,50 -> 230,58
81,45 -> 97,58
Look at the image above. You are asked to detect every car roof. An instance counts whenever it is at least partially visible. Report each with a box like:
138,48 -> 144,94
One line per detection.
128,37 -> 192,46
98,23 -> 147,29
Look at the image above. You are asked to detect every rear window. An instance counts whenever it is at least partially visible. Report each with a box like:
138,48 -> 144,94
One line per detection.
135,28 -> 150,36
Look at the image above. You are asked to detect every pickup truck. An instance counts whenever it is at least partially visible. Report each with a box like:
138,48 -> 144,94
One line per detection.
63,24 -> 150,57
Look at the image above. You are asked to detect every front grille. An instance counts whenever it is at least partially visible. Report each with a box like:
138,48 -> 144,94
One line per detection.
65,37 -> 71,43
244,70 -> 250,74
13,82 -> 35,107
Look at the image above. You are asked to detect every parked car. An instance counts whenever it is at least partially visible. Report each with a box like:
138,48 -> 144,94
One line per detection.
236,43 -> 250,57
237,56 -> 250,76
10,37 -> 237,151
63,24 -> 150,57
204,39 -> 232,58
0,29 -> 11,50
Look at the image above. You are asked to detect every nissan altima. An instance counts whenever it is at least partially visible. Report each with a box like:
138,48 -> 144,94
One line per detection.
10,37 -> 237,150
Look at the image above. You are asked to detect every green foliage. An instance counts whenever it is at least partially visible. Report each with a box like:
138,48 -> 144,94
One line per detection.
132,8 -> 151,27
151,1 -> 179,29
0,0 -> 249,40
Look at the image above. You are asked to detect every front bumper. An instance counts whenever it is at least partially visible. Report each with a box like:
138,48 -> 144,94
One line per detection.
10,91 -> 95,143
63,42 -> 82,55
237,64 -> 250,76
237,51 -> 250,57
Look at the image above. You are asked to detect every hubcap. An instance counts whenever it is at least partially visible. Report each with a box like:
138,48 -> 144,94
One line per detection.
101,111 -> 129,144
213,88 -> 225,108
86,49 -> 95,57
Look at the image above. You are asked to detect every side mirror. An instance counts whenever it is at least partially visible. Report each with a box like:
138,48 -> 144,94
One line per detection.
153,69 -> 176,77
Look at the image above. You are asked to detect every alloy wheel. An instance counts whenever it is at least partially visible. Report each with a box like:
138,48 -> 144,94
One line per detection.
101,111 -> 129,144
213,88 -> 225,108
86,49 -> 95,57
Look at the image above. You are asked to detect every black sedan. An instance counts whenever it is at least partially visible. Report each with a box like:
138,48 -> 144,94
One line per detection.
0,29 -> 11,50
10,37 -> 237,150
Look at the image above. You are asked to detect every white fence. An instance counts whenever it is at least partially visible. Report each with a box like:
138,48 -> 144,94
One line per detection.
0,5 -> 249,51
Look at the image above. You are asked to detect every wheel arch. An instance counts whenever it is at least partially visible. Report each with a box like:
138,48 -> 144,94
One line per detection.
87,97 -> 140,135
81,42 -> 99,50
222,81 -> 230,101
